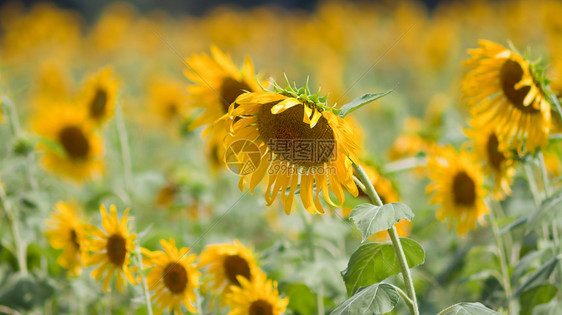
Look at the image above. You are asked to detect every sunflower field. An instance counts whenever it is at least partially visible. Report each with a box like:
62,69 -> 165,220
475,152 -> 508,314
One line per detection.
1,0 -> 562,314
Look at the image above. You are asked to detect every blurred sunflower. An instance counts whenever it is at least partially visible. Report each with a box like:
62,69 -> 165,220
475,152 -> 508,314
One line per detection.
225,270 -> 288,315
79,67 -> 118,126
225,85 -> 359,215
32,104 -> 104,182
142,238 -> 200,314
148,77 -> 189,126
466,122 -> 516,200
462,40 -> 551,155
199,240 -> 260,296
45,201 -> 88,276
185,46 -> 261,169
372,219 -> 411,242
87,205 -> 137,292
426,146 -> 489,235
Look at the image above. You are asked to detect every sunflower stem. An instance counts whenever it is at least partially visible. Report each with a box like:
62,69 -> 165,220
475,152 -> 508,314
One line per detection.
487,200 -> 514,315
353,163 -> 418,315
115,104 -> 134,193
524,164 -> 541,208
195,287 -> 204,314
0,183 -> 27,275
135,246 -> 153,315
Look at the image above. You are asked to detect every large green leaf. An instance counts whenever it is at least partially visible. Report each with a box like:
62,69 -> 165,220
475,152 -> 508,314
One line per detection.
330,283 -> 399,315
342,238 -> 424,295
527,192 -> 562,232
512,257 -> 559,299
438,302 -> 500,314
350,202 -> 414,242
519,284 -> 558,315
533,301 -> 562,315
285,283 -> 317,315
336,90 -> 392,118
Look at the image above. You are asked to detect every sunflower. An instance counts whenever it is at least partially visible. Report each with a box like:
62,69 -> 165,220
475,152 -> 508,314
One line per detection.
225,85 -> 359,215
32,103 -> 104,182
185,46 -> 261,169
225,270 -> 288,315
462,40 -> 551,155
148,77 -> 189,126
372,219 -> 411,242
466,121 -> 516,200
426,146 -> 489,236
198,240 -> 260,296
45,201 -> 88,276
87,205 -> 137,292
79,67 -> 118,126
142,238 -> 200,315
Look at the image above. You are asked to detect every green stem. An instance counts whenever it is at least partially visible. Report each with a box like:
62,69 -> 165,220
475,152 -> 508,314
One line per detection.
537,152 -> 551,197
488,201 -> 514,315
135,246 -> 153,315
115,104 -> 133,193
353,163 -> 419,315
195,288 -> 204,314
0,183 -> 27,275
524,164 -> 541,208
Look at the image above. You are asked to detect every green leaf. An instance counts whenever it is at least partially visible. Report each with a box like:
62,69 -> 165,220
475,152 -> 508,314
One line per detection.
498,216 -> 528,235
0,274 -> 55,311
285,283 -> 317,315
330,283 -> 399,315
342,238 -> 424,295
533,301 -> 562,315
519,284 -> 558,315
336,90 -> 392,118
512,257 -> 559,299
438,302 -> 500,314
527,192 -> 562,232
350,202 -> 414,242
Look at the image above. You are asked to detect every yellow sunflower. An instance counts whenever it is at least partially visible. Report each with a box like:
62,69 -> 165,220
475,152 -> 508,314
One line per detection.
79,67 -> 119,126
32,103 -> 104,182
45,201 -> 88,276
185,46 -> 261,169
462,40 -> 551,155
87,205 -> 137,292
148,77 -> 189,126
198,239 -> 260,296
466,121 -> 517,200
225,88 -> 359,215
142,238 -> 200,315
426,146 -> 489,236
225,270 -> 288,315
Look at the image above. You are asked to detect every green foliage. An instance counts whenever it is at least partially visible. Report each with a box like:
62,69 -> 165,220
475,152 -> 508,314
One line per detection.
342,238 -> 424,295
336,90 -> 393,118
519,284 -> 558,315
527,191 -> 562,232
330,283 -> 399,315
0,273 -> 55,311
350,202 -> 414,242
438,302 -> 501,314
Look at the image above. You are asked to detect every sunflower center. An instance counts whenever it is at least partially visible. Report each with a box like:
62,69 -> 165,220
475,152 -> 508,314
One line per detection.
163,263 -> 188,293
486,133 -> 504,170
223,254 -> 251,286
220,77 -> 252,113
249,299 -> 274,315
70,229 -> 80,250
58,126 -> 90,160
106,234 -> 126,266
257,102 -> 336,167
90,88 -> 108,119
499,59 -> 538,113
452,171 -> 476,206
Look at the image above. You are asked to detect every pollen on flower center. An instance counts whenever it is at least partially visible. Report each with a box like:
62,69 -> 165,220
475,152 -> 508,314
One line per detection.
224,254 -> 251,286
452,171 -> 476,206
90,88 -> 108,118
163,263 -> 188,293
249,299 -> 274,315
106,234 -> 127,266
257,102 -> 336,167
58,126 -> 90,160
486,133 -> 504,170
220,77 -> 251,112
499,59 -> 537,113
